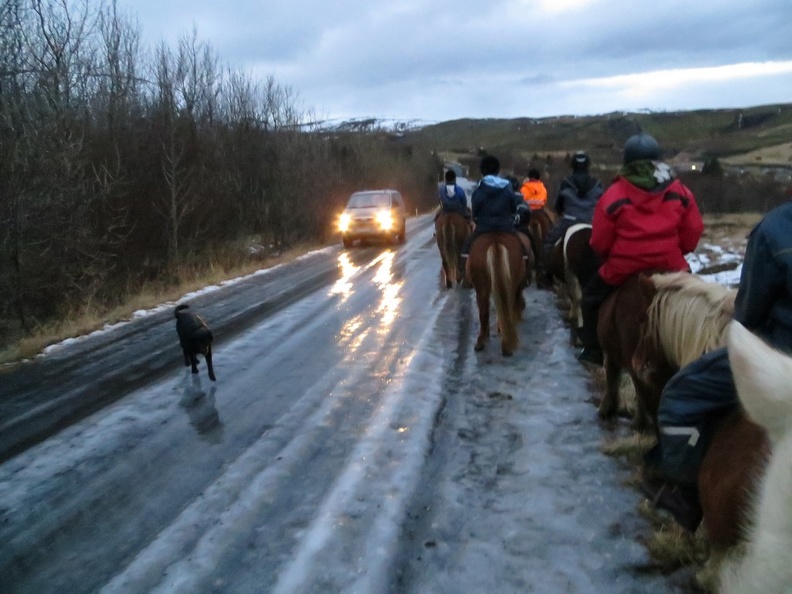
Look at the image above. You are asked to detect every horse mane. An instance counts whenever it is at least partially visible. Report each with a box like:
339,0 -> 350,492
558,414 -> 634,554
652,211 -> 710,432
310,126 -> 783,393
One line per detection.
644,271 -> 736,368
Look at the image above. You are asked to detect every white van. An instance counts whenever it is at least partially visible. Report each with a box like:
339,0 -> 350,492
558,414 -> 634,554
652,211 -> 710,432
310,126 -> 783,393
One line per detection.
338,189 -> 407,248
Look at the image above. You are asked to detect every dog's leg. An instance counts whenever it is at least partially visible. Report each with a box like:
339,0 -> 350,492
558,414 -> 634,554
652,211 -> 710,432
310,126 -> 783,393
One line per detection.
205,346 -> 216,382
190,353 -> 200,374
182,347 -> 191,367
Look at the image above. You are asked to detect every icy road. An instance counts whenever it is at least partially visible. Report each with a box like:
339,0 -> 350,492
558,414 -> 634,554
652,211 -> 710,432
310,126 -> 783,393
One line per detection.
0,215 -> 676,593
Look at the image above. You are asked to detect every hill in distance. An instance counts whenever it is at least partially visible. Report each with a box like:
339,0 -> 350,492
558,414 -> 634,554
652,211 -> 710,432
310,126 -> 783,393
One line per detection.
350,103 -> 792,171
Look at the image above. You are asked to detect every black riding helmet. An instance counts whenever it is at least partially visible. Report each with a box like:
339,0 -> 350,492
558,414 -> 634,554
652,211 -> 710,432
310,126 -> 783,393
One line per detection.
623,133 -> 661,165
571,151 -> 590,172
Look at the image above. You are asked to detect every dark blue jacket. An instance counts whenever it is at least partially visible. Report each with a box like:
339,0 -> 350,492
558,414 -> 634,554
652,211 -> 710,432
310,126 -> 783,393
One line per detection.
438,183 -> 469,215
554,172 -> 604,223
471,175 -> 523,233
734,201 -> 792,354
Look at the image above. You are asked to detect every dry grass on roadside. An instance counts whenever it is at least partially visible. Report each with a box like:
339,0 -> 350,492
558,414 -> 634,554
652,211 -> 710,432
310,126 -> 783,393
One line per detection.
0,241 -> 325,366
637,500 -> 710,569
601,432 -> 656,467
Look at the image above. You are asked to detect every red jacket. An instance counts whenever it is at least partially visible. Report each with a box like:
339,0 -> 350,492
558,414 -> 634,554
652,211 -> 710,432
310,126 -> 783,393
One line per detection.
590,177 -> 704,285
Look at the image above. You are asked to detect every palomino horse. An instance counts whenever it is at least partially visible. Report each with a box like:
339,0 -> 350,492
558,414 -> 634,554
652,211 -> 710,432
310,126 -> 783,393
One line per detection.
598,273 -> 769,555
435,212 -> 470,288
549,224 -> 598,344
597,271 -> 735,431
719,321 -> 788,593
467,232 -> 526,356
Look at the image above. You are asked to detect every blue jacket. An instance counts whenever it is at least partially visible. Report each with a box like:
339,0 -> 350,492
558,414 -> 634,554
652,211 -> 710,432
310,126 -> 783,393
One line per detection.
471,175 -> 523,233
734,201 -> 792,354
438,183 -> 469,215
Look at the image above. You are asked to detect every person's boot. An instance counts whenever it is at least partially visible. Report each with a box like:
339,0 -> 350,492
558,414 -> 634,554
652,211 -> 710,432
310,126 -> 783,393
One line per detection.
576,347 -> 603,366
641,475 -> 703,533
576,309 -> 603,365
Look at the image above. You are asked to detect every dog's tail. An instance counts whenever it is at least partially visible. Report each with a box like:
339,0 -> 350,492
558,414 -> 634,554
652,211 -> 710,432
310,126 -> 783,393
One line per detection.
175,304 -> 190,318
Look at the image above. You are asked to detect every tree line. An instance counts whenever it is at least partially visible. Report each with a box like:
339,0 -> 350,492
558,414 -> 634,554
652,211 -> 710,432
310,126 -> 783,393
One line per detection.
0,0 -> 440,341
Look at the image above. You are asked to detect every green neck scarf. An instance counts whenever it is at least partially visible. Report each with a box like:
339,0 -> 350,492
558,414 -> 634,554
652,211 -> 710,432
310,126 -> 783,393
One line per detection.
620,160 -> 659,190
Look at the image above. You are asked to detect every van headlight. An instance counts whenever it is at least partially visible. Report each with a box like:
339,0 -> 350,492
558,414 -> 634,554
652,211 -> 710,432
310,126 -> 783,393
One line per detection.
375,210 -> 393,230
339,212 -> 352,233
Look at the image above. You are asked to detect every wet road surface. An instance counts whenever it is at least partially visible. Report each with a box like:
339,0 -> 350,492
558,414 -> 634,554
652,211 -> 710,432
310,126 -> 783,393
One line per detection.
0,215 -> 676,593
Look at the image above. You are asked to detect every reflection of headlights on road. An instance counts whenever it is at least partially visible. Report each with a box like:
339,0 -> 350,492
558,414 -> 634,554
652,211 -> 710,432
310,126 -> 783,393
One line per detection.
375,210 -> 393,230
339,212 -> 351,232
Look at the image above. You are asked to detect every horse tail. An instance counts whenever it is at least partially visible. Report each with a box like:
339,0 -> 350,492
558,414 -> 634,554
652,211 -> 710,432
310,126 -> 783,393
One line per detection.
440,218 -> 459,284
644,272 -> 736,367
487,242 -> 517,352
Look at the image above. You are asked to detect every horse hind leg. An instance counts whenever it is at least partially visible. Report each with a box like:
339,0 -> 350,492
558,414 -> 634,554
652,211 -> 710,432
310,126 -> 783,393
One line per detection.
439,225 -> 453,289
598,355 -> 621,423
474,288 -> 490,351
565,271 -> 583,345
447,223 -> 459,286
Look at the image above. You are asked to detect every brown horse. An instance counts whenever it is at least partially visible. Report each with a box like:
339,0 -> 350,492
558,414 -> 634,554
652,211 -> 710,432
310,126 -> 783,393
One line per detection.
597,271 -> 735,431
467,232 -> 526,356
527,207 -> 556,264
435,212 -> 471,288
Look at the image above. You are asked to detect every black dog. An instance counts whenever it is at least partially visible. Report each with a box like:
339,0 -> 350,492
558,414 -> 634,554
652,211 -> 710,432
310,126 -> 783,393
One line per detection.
175,304 -> 216,381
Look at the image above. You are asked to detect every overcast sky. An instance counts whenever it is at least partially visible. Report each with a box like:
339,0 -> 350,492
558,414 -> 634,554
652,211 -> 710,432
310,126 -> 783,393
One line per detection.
116,0 -> 792,124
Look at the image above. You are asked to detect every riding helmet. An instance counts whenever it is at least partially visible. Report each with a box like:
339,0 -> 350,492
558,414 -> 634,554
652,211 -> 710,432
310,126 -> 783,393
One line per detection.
571,151 -> 590,171
623,133 -> 661,165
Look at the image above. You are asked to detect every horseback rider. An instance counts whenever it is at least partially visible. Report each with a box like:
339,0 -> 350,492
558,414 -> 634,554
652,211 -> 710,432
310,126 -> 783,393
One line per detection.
519,168 -> 548,211
461,155 -> 528,266
642,202 -> 792,532
538,151 -> 604,286
436,169 -> 471,221
577,134 -> 704,365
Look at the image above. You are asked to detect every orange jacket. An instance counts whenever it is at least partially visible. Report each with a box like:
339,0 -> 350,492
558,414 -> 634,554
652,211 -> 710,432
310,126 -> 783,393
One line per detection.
520,179 -> 547,210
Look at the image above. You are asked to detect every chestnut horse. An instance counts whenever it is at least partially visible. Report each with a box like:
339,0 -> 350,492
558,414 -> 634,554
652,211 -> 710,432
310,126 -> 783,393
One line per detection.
719,321 -> 787,593
598,273 -> 769,555
597,271 -> 735,431
467,232 -> 526,356
435,212 -> 470,288
527,207 -> 556,265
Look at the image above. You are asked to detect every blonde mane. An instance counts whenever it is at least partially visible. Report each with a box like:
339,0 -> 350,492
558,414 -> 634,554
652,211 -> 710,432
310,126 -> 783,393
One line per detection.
643,272 -> 736,368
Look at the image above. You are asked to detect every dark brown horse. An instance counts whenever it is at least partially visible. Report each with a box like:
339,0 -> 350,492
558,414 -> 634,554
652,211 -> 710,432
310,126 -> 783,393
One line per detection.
467,232 -> 526,356
549,224 -> 598,344
435,212 -> 471,288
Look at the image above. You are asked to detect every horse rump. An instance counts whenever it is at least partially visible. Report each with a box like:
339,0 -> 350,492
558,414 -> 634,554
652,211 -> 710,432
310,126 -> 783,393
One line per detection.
175,304 -> 216,381
435,212 -> 469,288
469,233 -> 525,356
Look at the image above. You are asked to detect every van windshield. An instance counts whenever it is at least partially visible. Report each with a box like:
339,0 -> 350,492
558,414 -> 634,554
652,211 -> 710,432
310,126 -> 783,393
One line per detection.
347,192 -> 389,208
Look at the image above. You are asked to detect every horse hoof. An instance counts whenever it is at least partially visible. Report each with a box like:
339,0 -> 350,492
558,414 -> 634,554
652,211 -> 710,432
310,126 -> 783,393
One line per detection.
501,348 -> 513,357
474,341 -> 485,352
